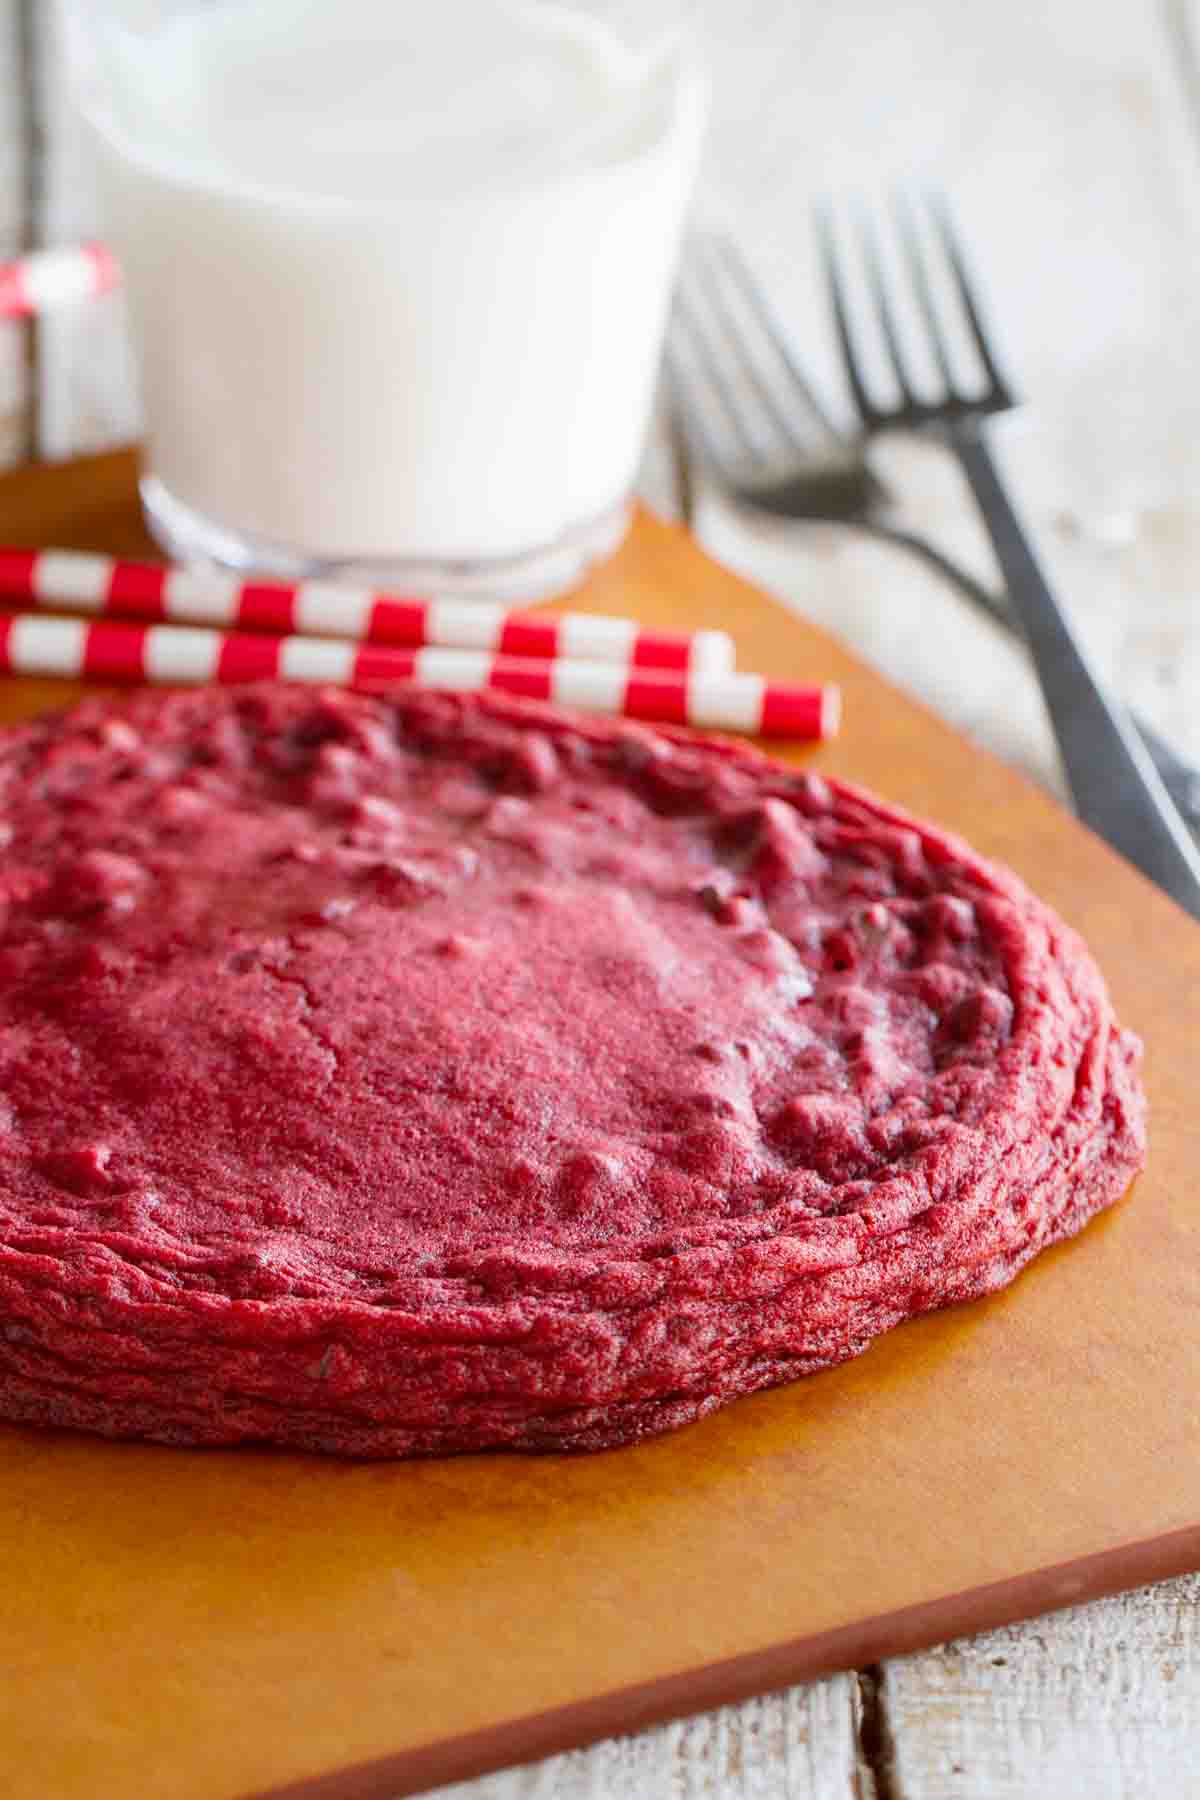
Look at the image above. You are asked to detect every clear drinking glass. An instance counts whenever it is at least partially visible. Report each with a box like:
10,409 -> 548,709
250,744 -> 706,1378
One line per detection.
66,1 -> 706,599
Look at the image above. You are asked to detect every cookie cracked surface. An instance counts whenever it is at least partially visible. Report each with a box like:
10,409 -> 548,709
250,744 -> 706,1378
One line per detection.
0,684 -> 1145,1454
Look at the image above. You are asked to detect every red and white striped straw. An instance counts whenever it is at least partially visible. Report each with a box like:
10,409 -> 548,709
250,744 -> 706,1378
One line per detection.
0,613 -> 838,740
0,547 -> 734,677
0,245 -> 121,320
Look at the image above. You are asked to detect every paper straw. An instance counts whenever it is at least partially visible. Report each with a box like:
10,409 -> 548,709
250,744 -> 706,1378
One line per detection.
0,547 -> 734,677
0,245 -> 121,320
0,613 -> 838,740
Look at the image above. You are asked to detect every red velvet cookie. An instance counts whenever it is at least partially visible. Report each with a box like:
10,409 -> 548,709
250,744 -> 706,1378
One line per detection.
0,685 -> 1145,1455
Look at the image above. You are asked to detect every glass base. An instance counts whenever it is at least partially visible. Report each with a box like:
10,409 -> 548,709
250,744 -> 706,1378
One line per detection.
140,477 -> 633,603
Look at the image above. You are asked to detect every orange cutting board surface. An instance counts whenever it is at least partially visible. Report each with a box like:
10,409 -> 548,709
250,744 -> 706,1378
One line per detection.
0,453 -> 1198,1800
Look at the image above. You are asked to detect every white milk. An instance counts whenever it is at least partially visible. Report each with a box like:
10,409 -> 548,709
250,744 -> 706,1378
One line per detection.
83,0 -> 706,587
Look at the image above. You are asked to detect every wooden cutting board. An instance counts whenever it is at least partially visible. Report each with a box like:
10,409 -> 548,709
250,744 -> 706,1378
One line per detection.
1,451 -> 1197,1800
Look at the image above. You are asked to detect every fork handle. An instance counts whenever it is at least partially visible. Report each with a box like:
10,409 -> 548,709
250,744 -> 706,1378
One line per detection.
950,427 -> 1200,918
863,517 -> 1200,829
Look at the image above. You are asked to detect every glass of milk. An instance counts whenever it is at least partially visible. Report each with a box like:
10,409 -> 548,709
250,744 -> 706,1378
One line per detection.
67,1 -> 706,597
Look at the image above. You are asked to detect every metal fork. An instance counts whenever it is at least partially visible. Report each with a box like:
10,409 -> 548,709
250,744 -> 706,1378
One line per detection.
666,237 -> 1200,837
667,239 -> 1010,614
816,194 -> 1200,916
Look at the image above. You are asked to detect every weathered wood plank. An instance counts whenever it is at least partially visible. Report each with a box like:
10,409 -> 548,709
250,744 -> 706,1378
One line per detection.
427,1678 -> 864,1800
0,0 -> 30,467
879,1576 -> 1200,1799
1162,0 -> 1200,154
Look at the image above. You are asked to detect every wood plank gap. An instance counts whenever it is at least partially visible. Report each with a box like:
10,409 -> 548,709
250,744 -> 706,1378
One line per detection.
1160,0 -> 1200,159
853,1666 -> 902,1800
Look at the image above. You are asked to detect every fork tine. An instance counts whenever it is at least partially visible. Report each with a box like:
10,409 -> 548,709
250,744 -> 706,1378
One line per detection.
661,339 -> 731,473
925,192 -> 1016,405
815,205 -> 879,427
691,242 -> 803,451
706,237 -> 841,442
892,189 -> 955,392
692,244 -> 807,451
668,285 -> 764,468
856,204 -> 923,410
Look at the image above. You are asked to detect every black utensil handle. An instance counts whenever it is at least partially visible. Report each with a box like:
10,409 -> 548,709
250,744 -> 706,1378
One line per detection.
951,429 -> 1200,918
868,520 -> 1200,832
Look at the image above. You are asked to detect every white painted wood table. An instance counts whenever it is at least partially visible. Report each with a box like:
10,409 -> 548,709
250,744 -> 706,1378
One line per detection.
1,2 -> 1198,1793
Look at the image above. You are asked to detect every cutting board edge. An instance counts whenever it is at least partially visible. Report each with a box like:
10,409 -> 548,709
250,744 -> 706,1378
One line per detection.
3,450 -> 1199,1800
253,1520 -> 1200,1800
